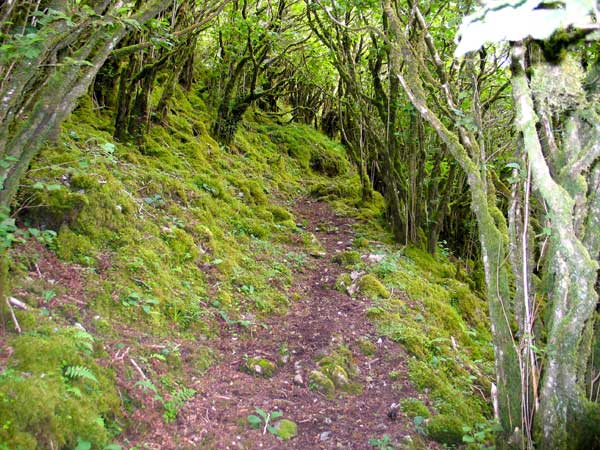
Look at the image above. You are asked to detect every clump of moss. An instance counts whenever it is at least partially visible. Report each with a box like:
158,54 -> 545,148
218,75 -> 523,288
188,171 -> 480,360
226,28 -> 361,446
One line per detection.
357,274 -> 390,299
332,250 -> 361,268
310,345 -> 361,398
426,414 -> 464,446
242,357 -> 277,378
0,327 -> 120,450
308,370 -> 335,397
400,398 -> 430,418
353,237 -> 369,248
274,419 -> 298,440
357,337 -> 377,356
334,273 -> 352,293
268,205 -> 295,223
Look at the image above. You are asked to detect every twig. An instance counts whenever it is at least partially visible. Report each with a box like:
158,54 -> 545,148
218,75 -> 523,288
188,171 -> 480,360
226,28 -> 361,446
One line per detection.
130,357 -> 147,380
262,413 -> 271,434
6,298 -> 21,333
9,297 -> 30,310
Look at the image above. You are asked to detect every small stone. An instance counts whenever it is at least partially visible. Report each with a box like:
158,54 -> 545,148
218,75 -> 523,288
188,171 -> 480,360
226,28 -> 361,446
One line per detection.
293,374 -> 304,385
320,431 -> 332,441
324,417 -> 333,425
366,254 -> 385,263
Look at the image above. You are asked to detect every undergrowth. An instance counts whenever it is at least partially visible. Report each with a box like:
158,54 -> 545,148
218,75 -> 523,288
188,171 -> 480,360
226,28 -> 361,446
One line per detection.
0,85 -> 495,448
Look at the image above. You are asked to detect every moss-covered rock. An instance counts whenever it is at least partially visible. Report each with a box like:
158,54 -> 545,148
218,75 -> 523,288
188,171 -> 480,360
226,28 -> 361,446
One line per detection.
274,419 -> 298,440
357,337 -> 377,356
357,274 -> 390,299
332,250 -> 361,267
329,365 -> 350,388
400,398 -> 430,418
426,414 -> 464,446
242,357 -> 277,378
334,273 -> 352,293
308,370 -> 335,397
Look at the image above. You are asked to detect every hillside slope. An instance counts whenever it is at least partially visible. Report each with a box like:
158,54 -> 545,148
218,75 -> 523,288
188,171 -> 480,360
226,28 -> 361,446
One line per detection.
0,90 -> 494,449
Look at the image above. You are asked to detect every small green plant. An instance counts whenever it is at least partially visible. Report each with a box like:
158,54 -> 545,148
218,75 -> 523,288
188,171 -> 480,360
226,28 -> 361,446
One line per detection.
247,407 -> 283,434
63,365 -> 98,383
413,415 -> 427,435
462,420 -> 502,449
121,292 -> 160,314
135,379 -> 196,423
368,434 -> 394,449
163,387 -> 196,423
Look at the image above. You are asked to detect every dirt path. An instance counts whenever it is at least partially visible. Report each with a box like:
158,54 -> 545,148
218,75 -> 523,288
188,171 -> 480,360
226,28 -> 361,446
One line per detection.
127,199 -> 431,449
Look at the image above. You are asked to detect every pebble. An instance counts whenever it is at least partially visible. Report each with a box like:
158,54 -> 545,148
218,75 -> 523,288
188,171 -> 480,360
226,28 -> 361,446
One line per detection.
293,374 -> 304,385
320,431 -> 332,441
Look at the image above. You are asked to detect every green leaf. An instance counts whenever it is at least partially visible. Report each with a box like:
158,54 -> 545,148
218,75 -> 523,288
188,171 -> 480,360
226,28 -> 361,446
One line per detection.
247,414 -> 262,428
104,445 -> 123,450
74,438 -> 92,450
463,435 -> 476,443
271,411 -> 284,420
255,407 -> 268,419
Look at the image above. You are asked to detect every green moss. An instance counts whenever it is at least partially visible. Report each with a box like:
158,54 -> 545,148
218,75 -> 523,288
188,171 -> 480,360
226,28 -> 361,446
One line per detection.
267,205 -> 295,223
56,226 -> 96,265
191,346 -> 217,375
0,328 -> 120,449
357,337 -> 377,356
274,419 -> 298,440
242,357 -> 277,378
332,250 -> 361,268
400,398 -> 430,418
426,414 -> 464,446
308,370 -> 335,397
335,273 -> 352,293
357,274 -> 390,299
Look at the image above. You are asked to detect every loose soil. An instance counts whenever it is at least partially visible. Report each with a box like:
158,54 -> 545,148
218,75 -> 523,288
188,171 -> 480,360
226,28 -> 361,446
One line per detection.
120,199 -> 437,449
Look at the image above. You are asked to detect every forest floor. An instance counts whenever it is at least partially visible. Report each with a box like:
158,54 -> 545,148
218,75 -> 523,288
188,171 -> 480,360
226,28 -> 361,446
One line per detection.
120,198 -> 436,449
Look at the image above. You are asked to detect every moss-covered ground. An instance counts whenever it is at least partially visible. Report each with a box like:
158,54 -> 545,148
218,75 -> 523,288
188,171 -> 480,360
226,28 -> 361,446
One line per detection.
0,86 -> 495,449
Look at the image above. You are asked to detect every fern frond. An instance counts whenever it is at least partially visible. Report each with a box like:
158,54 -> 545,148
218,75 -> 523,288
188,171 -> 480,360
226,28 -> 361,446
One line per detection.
63,365 -> 98,383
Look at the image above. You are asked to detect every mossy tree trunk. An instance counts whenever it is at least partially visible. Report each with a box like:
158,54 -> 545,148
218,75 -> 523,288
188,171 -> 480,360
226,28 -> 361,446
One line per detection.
0,0 -> 172,210
384,1 -> 524,446
511,42 -> 600,450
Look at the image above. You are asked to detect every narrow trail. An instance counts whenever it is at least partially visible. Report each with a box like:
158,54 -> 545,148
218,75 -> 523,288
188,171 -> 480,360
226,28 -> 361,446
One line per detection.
132,199 -> 430,449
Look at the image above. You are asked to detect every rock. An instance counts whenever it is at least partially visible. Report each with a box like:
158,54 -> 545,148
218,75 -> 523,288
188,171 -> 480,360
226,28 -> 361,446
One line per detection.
334,273 -> 352,293
320,431 -> 332,441
293,374 -> 304,386
366,254 -> 385,263
329,365 -> 349,388
332,251 -> 361,268
357,274 -> 390,299
242,357 -> 276,378
309,370 -> 335,397
274,419 -> 297,440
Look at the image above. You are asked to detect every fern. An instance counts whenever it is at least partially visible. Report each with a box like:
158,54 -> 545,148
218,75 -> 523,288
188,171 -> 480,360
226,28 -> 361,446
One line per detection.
72,330 -> 95,354
63,365 -> 98,383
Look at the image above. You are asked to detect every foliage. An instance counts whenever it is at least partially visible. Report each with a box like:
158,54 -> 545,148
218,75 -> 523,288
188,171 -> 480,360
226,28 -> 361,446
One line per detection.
368,434 -> 395,449
247,408 -> 297,439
